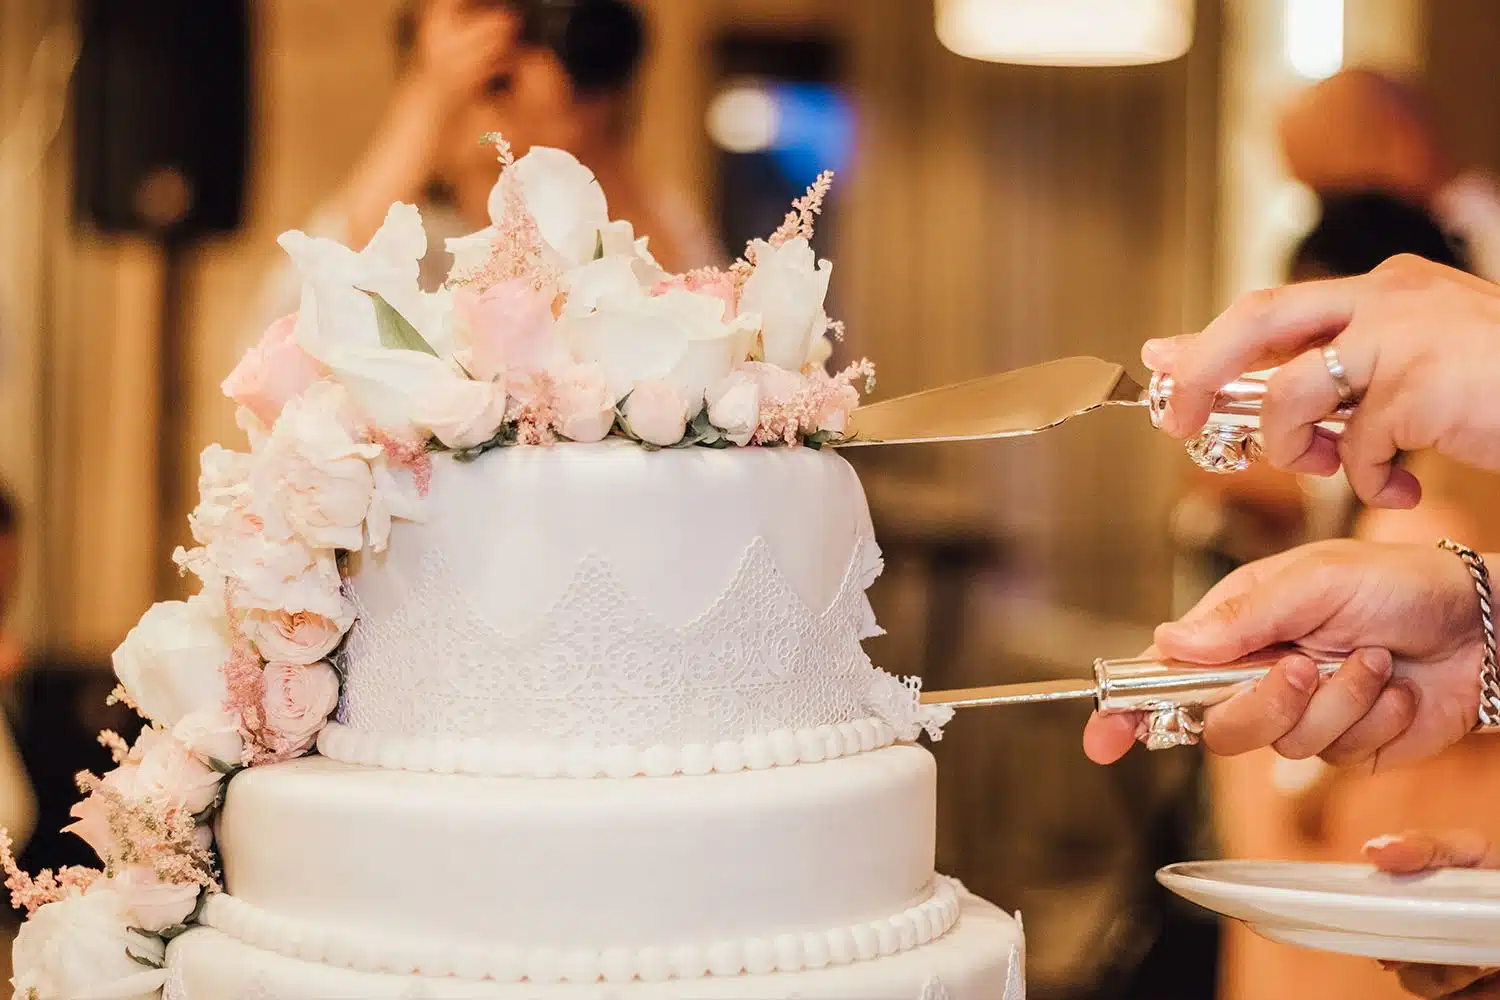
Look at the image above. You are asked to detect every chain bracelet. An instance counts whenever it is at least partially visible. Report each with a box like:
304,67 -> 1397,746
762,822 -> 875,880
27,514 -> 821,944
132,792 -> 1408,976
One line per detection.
1437,539 -> 1500,733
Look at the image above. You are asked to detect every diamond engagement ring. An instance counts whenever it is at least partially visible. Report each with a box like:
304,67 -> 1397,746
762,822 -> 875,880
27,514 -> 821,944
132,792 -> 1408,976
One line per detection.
1321,343 -> 1356,403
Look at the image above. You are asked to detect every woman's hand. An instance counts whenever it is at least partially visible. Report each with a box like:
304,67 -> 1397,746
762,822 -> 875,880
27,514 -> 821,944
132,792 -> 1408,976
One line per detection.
409,0 -> 516,118
1147,255 -> 1500,508
1366,831 -> 1500,999
1083,539 -> 1486,769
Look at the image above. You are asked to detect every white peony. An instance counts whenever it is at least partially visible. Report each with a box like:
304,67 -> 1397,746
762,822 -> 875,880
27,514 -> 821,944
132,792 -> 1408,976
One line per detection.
739,238 -> 833,371
707,370 -> 762,446
242,604 -> 353,666
10,886 -> 169,1000
171,709 -> 244,769
262,661 -> 341,752
133,729 -> 224,815
106,866 -> 200,934
253,382 -> 381,551
409,376 -> 508,450
112,595 -> 232,730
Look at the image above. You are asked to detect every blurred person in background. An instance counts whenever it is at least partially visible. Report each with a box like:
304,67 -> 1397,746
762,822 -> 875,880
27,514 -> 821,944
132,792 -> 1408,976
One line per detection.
0,484 -> 36,869
1171,68 -> 1500,1000
255,0 -> 719,328
0,486 -> 19,681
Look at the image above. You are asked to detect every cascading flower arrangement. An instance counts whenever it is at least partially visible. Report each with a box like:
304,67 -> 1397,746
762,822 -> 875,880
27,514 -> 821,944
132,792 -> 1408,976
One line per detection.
0,139 -> 877,1000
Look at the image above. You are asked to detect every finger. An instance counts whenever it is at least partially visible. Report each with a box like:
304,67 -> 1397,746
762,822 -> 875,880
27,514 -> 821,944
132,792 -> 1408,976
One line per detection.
1337,383 -> 1424,508
1200,653 -> 1321,756
1280,425 -> 1342,477
1157,546 -> 1312,658
1156,552 -> 1350,664
1319,681 -> 1418,768
1363,829 -> 1500,873
1157,277 -> 1365,437
1260,344 -> 1369,470
1272,648 -> 1394,759
1083,712 -> 1140,764
1142,336 -> 1185,370
1394,964 -> 1497,1000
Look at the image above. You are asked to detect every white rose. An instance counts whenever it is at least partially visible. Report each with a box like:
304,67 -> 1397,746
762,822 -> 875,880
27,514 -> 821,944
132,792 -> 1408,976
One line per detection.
561,287 -> 754,417
707,371 -> 762,446
554,363 -> 617,443
134,730 -> 224,815
262,661 -> 341,751
409,376 -> 508,450
112,595 -> 232,729
106,866 -> 200,933
171,709 -> 244,769
11,887 -> 169,1000
253,382 -> 381,551
623,378 -> 689,447
739,238 -> 833,371
242,604 -> 354,666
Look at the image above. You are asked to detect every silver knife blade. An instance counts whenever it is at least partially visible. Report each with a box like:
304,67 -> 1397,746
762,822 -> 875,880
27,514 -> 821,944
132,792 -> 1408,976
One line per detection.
836,356 -> 1147,447
921,678 -> 1099,709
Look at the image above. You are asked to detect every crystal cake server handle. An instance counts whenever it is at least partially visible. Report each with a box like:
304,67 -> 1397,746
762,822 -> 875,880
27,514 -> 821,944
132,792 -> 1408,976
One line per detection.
1150,370 -> 1357,474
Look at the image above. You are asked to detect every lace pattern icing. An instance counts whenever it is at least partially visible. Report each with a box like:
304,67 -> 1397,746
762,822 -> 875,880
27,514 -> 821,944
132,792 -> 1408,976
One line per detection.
338,536 -> 900,748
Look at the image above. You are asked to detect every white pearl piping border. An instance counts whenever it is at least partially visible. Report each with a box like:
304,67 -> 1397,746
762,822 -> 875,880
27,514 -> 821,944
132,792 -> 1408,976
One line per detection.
316,717 -> 900,778
200,877 -> 964,984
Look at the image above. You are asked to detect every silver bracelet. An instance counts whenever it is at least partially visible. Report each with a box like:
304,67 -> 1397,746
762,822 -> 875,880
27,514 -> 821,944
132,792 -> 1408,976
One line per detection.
1437,539 -> 1500,733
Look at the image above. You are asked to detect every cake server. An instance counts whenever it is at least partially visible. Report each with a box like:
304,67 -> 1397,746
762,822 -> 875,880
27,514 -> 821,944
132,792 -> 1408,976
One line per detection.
837,357 -> 1355,474
920,647 -> 1348,749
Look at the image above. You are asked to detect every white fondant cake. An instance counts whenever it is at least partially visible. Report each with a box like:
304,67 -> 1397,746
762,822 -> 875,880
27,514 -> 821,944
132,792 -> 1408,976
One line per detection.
169,447 -> 1023,998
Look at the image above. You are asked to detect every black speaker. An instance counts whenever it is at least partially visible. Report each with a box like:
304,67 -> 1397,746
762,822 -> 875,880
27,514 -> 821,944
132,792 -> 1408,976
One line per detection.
73,0 -> 251,239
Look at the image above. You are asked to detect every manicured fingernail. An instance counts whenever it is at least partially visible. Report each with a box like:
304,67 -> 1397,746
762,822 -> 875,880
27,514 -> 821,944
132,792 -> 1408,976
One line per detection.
1364,834 -> 1401,852
1360,648 -> 1393,681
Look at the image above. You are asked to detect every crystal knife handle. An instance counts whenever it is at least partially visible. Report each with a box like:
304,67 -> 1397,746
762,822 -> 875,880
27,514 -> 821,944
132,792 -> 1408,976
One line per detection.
1147,370 -> 1357,474
1094,647 -> 1349,714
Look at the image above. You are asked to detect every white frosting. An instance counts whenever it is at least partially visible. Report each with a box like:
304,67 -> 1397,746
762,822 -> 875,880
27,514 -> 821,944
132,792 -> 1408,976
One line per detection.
167,896 -> 1024,998
216,748 -> 939,955
337,444 -> 892,754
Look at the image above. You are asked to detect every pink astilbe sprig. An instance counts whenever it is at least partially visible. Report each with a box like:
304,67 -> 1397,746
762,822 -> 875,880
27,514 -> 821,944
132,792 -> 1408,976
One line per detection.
365,426 -> 433,499
98,730 -> 131,765
768,170 -> 834,249
507,371 -> 559,446
0,830 -> 100,916
481,131 -> 516,169
449,133 -> 560,294
106,683 -> 144,718
74,771 -> 218,890
221,638 -> 269,766
752,358 -> 874,446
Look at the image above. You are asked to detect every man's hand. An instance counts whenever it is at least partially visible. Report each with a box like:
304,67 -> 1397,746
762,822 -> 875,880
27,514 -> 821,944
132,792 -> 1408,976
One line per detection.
1084,540 -> 1486,770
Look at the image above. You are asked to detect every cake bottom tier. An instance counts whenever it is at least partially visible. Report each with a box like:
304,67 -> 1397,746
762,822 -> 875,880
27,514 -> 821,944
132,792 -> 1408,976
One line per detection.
165,895 -> 1024,1000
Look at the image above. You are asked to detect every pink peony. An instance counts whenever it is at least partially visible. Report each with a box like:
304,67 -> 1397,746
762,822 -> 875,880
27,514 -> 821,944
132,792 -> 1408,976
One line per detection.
623,378 -> 688,446
453,278 -> 558,381
553,363 -> 616,442
262,661 -> 341,752
222,313 -> 328,426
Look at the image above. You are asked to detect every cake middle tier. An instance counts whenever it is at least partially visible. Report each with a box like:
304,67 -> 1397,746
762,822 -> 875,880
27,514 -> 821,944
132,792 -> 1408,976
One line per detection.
216,745 -> 938,952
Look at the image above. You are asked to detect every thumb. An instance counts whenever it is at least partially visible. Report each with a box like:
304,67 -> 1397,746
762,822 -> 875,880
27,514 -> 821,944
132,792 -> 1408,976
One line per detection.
1363,830 -> 1500,874
1155,554 -> 1345,663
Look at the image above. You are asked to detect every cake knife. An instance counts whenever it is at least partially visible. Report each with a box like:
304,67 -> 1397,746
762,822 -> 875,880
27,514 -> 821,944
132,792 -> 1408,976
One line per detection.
836,357 -> 1355,474
920,647 -> 1348,749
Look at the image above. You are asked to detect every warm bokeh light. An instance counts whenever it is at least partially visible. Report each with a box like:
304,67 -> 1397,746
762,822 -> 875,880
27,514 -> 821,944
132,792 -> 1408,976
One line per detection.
1284,0 -> 1345,80
706,83 -> 779,154
933,0 -> 1194,67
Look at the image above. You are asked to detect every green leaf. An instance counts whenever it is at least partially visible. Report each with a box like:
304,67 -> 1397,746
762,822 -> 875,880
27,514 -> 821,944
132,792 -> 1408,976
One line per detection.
367,292 -> 439,356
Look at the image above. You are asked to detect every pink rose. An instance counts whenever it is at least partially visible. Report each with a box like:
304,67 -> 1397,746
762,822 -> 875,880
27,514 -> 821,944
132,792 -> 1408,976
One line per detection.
262,661 -> 340,752
222,313 -> 327,426
553,363 -> 616,442
816,383 -> 860,435
410,377 -> 508,450
107,866 -> 200,933
739,361 -> 803,403
135,731 -> 224,815
243,607 -> 353,666
707,371 -> 761,446
64,764 -> 138,860
453,279 -> 558,381
623,378 -> 688,446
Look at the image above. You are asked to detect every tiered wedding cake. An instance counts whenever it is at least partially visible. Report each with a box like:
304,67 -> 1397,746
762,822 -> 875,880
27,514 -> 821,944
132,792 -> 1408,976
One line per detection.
4,143 -> 1023,1000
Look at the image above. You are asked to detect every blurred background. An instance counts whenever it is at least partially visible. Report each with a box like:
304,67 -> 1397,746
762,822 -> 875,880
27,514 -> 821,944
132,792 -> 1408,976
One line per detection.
5,1 -> 1500,997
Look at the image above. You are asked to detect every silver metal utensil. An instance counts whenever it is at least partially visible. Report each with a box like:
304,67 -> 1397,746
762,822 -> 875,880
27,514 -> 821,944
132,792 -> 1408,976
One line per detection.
837,358 -> 1355,474
921,647 -> 1349,748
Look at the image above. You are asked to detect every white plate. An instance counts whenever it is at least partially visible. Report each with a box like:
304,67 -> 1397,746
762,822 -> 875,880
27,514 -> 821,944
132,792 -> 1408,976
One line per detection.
1158,861 -> 1500,966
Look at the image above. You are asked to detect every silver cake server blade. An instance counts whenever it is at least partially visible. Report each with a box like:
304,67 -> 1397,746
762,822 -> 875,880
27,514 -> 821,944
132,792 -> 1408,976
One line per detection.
836,356 -> 1149,447
922,646 -> 1348,716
